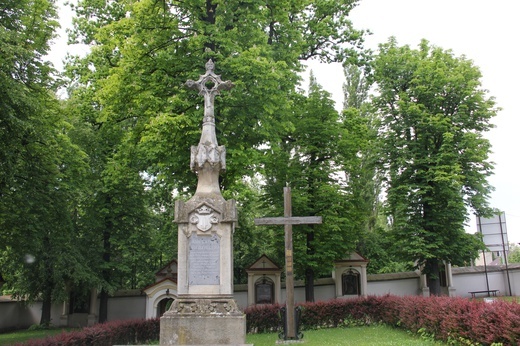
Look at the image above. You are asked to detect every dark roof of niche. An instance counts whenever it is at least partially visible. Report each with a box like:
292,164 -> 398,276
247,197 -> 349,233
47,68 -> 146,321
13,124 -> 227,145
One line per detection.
335,251 -> 369,264
155,259 -> 178,275
142,277 -> 177,292
246,254 -> 282,272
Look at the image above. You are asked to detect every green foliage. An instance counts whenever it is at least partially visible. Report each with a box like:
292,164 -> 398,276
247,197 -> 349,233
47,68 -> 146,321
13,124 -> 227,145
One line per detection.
372,38 -> 497,287
260,75 -> 367,298
63,0 -> 367,299
508,245 -> 520,264
0,0 -> 95,325
66,0 -> 366,194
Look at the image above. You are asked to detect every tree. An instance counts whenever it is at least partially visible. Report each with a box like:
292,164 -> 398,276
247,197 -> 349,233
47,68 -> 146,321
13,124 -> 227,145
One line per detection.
62,91 -> 157,323
261,73 -> 365,301
65,0 -> 367,304
342,63 -> 384,234
341,63 -> 412,274
372,38 -> 496,294
508,245 -> 520,264
66,0 -> 366,196
0,0 -> 93,325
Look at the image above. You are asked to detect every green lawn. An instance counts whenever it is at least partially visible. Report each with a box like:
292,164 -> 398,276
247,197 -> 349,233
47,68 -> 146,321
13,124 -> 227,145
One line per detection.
0,325 -> 445,346
246,325 -> 445,346
0,328 -> 75,346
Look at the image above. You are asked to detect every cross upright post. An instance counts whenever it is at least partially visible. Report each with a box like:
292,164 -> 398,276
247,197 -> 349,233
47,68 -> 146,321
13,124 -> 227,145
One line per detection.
254,187 -> 322,340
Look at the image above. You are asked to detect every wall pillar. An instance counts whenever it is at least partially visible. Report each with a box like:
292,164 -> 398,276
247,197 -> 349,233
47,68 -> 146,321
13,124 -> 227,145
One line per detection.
247,273 -> 255,306
420,273 -> 430,296
360,265 -> 368,297
87,288 -> 97,326
274,272 -> 281,304
445,262 -> 456,297
59,301 -> 69,327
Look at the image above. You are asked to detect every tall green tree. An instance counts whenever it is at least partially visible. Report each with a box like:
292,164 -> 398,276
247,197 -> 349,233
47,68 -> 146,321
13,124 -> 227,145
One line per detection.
0,0 -> 92,325
342,63 -> 383,235
372,38 -> 496,294
65,0 -> 366,192
65,0 -> 367,302
262,74 -> 365,301
341,63 -> 402,273
62,91 -> 156,323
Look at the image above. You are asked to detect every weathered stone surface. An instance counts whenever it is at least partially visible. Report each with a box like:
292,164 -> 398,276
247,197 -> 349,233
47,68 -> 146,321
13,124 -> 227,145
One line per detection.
160,299 -> 246,345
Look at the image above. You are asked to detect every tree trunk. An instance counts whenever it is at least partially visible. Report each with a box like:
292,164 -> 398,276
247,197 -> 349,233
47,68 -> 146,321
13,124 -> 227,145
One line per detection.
40,291 -> 52,326
304,267 -> 315,302
99,225 -> 111,323
98,289 -> 109,323
426,258 -> 441,296
305,231 -> 315,302
40,236 -> 53,326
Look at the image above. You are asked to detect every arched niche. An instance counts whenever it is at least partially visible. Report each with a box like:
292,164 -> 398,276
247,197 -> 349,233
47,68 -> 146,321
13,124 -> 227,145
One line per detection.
334,252 -> 369,298
143,279 -> 177,318
341,268 -> 361,296
157,297 -> 175,317
254,277 -> 275,304
246,254 -> 282,306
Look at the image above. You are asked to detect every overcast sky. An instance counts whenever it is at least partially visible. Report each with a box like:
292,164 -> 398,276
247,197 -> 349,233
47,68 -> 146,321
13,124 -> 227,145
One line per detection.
49,0 -> 520,244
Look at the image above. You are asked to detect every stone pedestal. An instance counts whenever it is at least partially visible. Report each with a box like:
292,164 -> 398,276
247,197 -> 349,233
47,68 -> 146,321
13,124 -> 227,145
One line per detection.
160,298 -> 247,345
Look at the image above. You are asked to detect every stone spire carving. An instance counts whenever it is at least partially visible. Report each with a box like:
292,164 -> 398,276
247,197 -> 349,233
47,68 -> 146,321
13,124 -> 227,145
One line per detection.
186,60 -> 233,181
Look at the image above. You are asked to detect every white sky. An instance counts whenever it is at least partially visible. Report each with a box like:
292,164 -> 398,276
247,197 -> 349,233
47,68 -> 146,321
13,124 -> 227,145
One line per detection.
49,0 -> 520,243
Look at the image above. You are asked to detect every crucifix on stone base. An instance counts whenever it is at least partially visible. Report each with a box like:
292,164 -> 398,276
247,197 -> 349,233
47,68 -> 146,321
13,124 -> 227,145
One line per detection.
254,187 -> 322,340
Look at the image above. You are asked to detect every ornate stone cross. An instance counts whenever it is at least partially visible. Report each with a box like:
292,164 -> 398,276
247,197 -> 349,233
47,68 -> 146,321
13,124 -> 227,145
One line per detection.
161,60 -> 244,345
186,60 -> 233,178
255,187 -> 322,340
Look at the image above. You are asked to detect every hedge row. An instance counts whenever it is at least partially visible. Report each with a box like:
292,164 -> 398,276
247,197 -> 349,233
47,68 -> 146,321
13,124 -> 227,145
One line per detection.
244,295 -> 520,345
19,296 -> 520,345
18,318 -> 159,346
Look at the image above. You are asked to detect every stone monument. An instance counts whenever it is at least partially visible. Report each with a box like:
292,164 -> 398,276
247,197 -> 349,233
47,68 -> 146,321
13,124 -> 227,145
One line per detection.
160,60 -> 247,345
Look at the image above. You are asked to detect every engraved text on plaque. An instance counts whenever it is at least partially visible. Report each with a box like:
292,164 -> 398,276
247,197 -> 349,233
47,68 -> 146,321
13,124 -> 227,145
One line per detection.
188,234 -> 220,285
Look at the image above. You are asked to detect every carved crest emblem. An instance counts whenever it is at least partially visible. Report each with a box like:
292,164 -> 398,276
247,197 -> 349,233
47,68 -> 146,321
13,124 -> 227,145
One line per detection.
190,205 -> 219,232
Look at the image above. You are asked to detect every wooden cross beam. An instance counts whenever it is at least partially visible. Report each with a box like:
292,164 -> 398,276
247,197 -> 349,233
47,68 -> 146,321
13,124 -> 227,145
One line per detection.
254,187 -> 322,340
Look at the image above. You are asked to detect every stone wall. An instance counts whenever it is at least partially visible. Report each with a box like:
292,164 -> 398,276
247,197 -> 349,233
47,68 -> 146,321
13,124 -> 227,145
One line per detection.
1,264 -> 519,330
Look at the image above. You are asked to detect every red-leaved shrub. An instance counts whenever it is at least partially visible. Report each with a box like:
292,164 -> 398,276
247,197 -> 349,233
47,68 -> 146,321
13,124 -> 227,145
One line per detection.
18,318 -> 159,346
246,295 -> 520,345
16,296 -> 520,345
244,303 -> 282,333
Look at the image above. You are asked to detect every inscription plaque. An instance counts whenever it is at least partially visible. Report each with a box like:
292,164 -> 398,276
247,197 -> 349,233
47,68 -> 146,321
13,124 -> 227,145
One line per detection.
188,233 -> 220,285
256,283 -> 273,304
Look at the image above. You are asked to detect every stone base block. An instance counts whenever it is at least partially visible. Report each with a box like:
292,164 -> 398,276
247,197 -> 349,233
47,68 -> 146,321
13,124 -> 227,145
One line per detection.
160,298 -> 247,345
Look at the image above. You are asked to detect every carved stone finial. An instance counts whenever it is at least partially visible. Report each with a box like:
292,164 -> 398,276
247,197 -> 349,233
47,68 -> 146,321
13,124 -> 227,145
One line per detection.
186,60 -> 233,195
185,59 -> 234,100
205,59 -> 215,73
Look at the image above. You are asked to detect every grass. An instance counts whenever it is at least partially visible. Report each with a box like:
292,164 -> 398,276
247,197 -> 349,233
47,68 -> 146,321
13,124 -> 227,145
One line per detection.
494,295 -> 520,303
0,328 -> 75,346
0,325 -> 445,346
246,325 -> 445,345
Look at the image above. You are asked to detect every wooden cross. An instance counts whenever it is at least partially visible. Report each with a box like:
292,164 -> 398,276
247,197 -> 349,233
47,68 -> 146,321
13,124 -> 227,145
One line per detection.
254,187 -> 322,340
